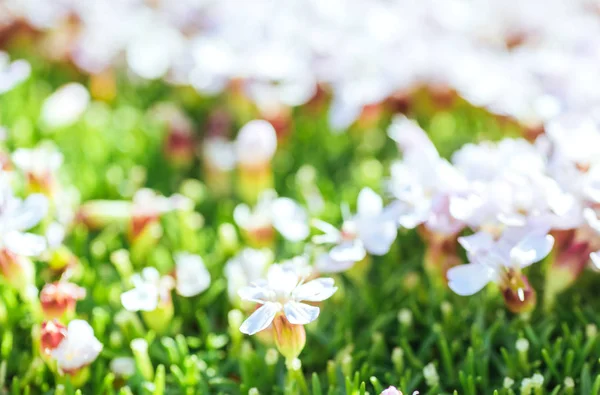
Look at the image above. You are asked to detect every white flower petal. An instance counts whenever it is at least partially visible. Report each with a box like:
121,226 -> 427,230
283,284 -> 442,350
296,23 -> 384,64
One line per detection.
447,263 -> 494,296
120,285 -> 159,312
9,194 -> 49,231
51,319 -> 102,372
175,252 -> 211,297
315,253 -> 355,273
284,301 -> 320,325
292,278 -> 337,302
238,283 -> 273,304
458,232 -> 495,254
358,219 -> 397,256
4,231 -> 47,256
271,198 -> 310,242
357,188 -> 383,218
329,240 -> 366,262
510,234 -> 554,268
239,302 -> 281,335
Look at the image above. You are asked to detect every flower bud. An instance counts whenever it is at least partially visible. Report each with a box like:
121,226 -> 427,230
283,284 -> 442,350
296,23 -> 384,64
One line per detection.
77,200 -> 132,230
47,246 -> 78,274
0,249 -> 35,290
501,271 -> 536,314
272,315 -> 306,362
40,282 -> 86,320
40,320 -> 67,355
235,120 -> 277,203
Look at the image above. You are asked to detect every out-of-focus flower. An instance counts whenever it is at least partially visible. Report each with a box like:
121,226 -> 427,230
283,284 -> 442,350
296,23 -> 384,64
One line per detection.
234,190 -> 277,247
313,188 -> 397,272
234,190 -> 310,245
49,319 -> 103,374
121,267 -> 174,313
40,281 -> 86,320
109,357 -> 136,378
235,120 -> 277,203
121,267 -> 175,333
0,52 -> 30,94
239,264 -> 337,335
12,142 -> 63,195
40,83 -> 90,129
173,252 -> 210,297
129,188 -> 193,242
40,319 -> 67,356
0,177 -> 48,291
224,248 -> 271,306
153,103 -> 196,168
387,117 -> 467,234
271,197 -> 310,242
448,225 -> 554,312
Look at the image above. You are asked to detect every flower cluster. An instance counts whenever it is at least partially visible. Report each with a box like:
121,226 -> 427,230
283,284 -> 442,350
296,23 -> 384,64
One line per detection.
384,115 -> 600,311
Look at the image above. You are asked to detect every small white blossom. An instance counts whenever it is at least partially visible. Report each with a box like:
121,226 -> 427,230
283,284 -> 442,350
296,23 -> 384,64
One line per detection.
235,120 -> 277,167
0,176 -> 48,256
121,267 -> 174,312
0,52 -> 30,94
12,142 -> 63,179
271,197 -> 310,242
313,188 -> 397,272
109,357 -> 136,377
238,264 -> 337,335
224,248 -> 271,304
50,320 -> 103,373
174,252 -> 210,297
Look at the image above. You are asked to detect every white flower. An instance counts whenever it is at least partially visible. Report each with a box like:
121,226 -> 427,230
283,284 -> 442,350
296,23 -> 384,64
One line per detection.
40,83 -> 90,129
224,248 -> 271,304
386,123 -> 468,234
121,267 -> 174,312
238,264 -> 337,335
235,120 -> 277,167
12,142 -> 63,178
447,225 -> 554,296
50,320 -> 103,373
109,357 -> 136,377
234,190 -> 310,242
0,178 -> 48,256
313,188 -> 397,271
271,197 -> 310,242
174,252 -> 210,297
0,52 -> 30,94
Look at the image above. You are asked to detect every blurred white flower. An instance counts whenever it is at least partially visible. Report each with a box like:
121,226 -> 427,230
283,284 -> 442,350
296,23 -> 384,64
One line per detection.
239,264 -> 337,335
235,120 -> 277,167
0,178 -> 48,257
313,188 -> 397,271
224,248 -> 271,304
50,319 -> 103,373
271,197 -> 310,242
121,267 -> 174,312
0,52 -> 30,94
12,142 -> 63,179
109,357 -> 136,378
174,252 -> 210,297
40,83 -> 90,129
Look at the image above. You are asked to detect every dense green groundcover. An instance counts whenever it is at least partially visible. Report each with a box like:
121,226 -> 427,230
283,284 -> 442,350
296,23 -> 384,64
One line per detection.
1,56 -> 600,395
